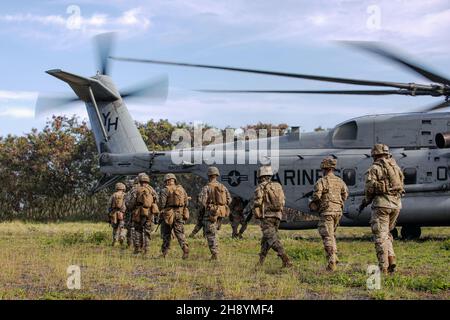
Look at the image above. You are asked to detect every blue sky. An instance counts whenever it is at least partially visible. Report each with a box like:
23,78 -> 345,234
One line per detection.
1,0 -> 449,136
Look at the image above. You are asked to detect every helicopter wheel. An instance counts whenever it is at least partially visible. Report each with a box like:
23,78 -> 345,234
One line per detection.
390,228 -> 399,240
401,225 -> 421,240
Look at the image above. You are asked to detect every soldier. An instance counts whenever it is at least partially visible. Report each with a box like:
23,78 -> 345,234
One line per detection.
198,166 -> 231,260
124,177 -> 139,248
310,157 -> 349,271
188,194 -> 204,238
229,196 -> 248,239
132,173 -> 159,254
108,182 -> 127,247
253,165 -> 292,268
359,144 -> 404,274
158,173 -> 190,259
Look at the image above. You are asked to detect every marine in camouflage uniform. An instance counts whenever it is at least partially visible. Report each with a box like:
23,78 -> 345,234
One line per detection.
253,166 -> 292,268
159,173 -> 190,259
108,182 -> 127,246
229,196 -> 248,239
124,177 -> 139,248
189,194 -> 204,238
133,173 -> 159,254
198,166 -> 231,260
359,144 -> 404,274
310,157 -> 349,271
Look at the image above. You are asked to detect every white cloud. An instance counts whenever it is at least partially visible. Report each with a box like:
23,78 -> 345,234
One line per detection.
0,7 -> 151,45
0,90 -> 37,101
0,107 -> 34,118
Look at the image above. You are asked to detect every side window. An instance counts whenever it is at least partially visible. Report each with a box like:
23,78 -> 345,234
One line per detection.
342,169 -> 356,186
403,168 -> 417,185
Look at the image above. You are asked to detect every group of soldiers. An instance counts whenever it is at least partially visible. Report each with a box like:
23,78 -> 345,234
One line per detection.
107,143 -> 404,274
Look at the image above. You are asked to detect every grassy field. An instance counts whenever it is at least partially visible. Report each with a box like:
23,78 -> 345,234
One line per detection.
0,221 -> 449,300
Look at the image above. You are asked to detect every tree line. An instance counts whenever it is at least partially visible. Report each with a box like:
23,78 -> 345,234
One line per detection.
0,115 -> 289,222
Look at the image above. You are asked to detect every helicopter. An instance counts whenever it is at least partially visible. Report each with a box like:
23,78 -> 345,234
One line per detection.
37,34 -> 450,240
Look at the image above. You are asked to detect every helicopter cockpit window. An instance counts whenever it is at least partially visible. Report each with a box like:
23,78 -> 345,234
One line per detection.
403,168 -> 417,185
333,121 -> 358,140
342,169 -> 356,186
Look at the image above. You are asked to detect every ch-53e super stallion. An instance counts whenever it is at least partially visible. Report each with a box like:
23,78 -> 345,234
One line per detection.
37,33 -> 450,240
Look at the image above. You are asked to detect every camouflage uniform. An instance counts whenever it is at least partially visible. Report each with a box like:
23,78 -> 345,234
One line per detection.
229,196 -> 248,238
189,194 -> 204,238
198,167 -> 231,259
311,157 -> 348,270
253,166 -> 292,268
133,173 -> 159,254
362,144 -> 404,273
159,173 -> 190,259
124,178 -> 139,248
108,183 -> 127,246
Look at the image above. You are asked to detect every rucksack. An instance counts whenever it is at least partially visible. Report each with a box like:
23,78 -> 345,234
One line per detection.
264,182 -> 284,211
209,183 -> 228,206
112,192 -> 125,210
378,157 -> 405,194
167,185 -> 185,207
137,186 -> 154,208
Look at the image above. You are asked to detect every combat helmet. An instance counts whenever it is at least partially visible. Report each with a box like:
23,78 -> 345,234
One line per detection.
115,182 -> 126,191
164,173 -> 177,182
320,157 -> 337,169
138,172 -> 150,183
257,165 -> 273,178
207,166 -> 220,177
371,144 -> 390,157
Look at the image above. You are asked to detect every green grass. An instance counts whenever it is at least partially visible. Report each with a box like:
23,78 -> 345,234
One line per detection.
0,221 -> 449,300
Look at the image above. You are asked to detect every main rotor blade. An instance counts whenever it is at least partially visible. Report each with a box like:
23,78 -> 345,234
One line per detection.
95,32 -> 116,75
35,93 -> 80,118
196,89 -> 415,95
120,75 -> 168,103
110,56 -> 422,90
422,99 -> 450,112
343,41 -> 450,85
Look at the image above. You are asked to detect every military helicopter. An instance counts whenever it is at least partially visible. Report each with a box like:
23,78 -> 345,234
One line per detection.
37,34 -> 450,240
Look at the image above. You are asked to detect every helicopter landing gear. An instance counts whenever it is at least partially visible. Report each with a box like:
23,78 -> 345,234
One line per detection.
401,225 -> 421,240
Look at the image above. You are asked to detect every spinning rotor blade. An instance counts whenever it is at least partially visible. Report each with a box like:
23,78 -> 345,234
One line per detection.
343,41 -> 450,85
95,32 -> 116,75
35,93 -> 80,118
120,75 -> 168,103
110,56 -> 427,90
197,89 -> 418,95
422,100 -> 450,112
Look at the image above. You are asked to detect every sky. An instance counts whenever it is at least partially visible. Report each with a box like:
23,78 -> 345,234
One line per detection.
0,0 -> 450,136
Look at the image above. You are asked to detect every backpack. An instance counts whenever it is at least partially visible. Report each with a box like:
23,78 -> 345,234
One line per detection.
209,183 -> 228,206
167,185 -> 185,207
137,186 -> 154,208
378,157 -> 405,194
112,192 -> 125,210
264,182 -> 284,211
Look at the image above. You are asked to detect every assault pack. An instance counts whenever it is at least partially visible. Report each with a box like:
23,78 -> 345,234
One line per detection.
167,185 -> 186,207
376,157 -> 405,195
263,182 -> 285,212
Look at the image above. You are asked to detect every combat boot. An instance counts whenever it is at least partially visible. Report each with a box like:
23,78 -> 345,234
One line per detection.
280,254 -> 293,268
160,249 -> 169,258
326,261 -> 337,272
111,239 -> 117,247
210,253 -> 218,261
133,247 -> 141,254
182,246 -> 189,260
388,256 -> 396,273
256,254 -> 266,267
